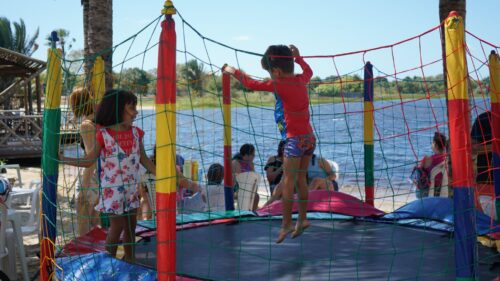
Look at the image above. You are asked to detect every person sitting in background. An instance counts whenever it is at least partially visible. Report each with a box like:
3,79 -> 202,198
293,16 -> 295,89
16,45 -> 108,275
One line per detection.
265,140 -> 285,195
470,110 -> 496,216
137,151 -> 155,220
307,154 -> 339,192
137,149 -> 185,219
201,163 -> 225,212
471,111 -> 493,184
263,153 -> 338,207
140,148 -> 202,214
413,132 -> 448,198
232,144 -> 256,174
232,143 -> 260,210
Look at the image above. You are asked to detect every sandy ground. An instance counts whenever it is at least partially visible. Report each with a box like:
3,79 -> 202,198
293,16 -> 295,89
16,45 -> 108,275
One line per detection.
4,165 -> 416,280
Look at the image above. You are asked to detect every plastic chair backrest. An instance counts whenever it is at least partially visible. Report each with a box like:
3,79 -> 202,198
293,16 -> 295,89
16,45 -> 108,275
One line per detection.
143,174 -> 156,212
0,204 -> 7,259
236,172 -> 260,211
429,162 -> 448,197
27,183 -> 41,227
203,184 -> 225,212
326,160 -> 340,179
0,165 -> 23,188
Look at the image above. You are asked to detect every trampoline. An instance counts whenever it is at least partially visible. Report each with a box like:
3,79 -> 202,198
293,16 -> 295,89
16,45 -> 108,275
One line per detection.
57,192 -> 499,280
132,219 -> 497,280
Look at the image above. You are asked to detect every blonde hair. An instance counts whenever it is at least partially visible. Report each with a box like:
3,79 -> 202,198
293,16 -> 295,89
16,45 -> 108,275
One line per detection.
69,87 -> 94,118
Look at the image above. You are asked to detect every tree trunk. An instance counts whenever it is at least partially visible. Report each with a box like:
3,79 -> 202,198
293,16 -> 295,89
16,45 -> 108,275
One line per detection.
36,76 -> 41,113
82,0 -> 91,75
87,0 -> 113,92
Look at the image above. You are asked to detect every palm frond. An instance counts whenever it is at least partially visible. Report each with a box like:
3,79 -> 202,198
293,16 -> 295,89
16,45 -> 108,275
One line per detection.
13,20 -> 27,53
0,17 -> 14,49
0,17 -> 39,56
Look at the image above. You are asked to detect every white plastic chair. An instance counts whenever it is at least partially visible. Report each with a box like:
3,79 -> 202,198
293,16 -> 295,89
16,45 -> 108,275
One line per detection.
1,164 -> 39,208
428,162 -> 449,197
7,183 -> 40,236
326,160 -> 340,179
0,164 -> 23,187
142,173 -> 156,214
202,184 -> 225,212
1,182 -> 39,281
0,204 -> 29,281
236,172 -> 260,211
478,195 -> 496,219
0,203 -> 9,278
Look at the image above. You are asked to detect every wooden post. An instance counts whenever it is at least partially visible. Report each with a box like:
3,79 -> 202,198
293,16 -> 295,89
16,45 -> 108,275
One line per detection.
36,76 -> 42,114
27,79 -> 33,115
23,83 -> 29,113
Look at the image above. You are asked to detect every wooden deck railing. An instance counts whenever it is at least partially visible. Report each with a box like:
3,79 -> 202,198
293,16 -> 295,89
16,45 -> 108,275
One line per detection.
0,111 -> 43,158
0,112 -> 43,146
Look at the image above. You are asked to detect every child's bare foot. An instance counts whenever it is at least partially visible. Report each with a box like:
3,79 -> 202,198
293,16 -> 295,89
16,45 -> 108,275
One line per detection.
291,220 -> 311,239
276,225 -> 294,244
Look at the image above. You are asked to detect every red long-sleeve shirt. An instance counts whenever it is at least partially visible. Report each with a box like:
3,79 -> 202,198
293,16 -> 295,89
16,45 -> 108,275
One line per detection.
234,57 -> 313,138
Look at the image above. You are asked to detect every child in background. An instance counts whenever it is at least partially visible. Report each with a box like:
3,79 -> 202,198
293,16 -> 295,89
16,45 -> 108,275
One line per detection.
414,132 -> 447,198
61,89 -> 155,262
231,143 -> 260,210
224,44 -> 315,243
68,87 -> 101,236
202,163 -> 225,212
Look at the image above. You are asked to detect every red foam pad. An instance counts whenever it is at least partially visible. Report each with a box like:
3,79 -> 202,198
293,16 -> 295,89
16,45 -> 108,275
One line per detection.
256,190 -> 385,217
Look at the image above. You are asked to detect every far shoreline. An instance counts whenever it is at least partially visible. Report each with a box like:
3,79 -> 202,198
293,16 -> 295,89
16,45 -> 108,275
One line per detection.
136,93 -> 445,111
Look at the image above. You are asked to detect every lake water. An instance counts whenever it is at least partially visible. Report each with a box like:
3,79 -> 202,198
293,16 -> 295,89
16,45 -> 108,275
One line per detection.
66,97 -> 490,194
137,98 -> 452,191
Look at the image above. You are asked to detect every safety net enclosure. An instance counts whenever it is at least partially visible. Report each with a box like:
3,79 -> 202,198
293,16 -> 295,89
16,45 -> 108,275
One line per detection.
39,1 -> 499,280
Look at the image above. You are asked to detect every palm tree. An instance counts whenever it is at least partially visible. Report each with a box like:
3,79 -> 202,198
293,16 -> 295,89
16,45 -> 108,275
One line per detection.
84,0 -> 113,91
0,17 -> 39,108
81,0 -> 91,74
182,59 -> 205,96
0,17 -> 39,56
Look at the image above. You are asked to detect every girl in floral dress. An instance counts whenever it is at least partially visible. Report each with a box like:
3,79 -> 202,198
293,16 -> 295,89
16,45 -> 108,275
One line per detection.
61,89 -> 155,262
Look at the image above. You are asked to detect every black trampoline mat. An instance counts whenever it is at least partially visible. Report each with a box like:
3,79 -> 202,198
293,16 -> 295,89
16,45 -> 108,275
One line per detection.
135,220 -> 499,281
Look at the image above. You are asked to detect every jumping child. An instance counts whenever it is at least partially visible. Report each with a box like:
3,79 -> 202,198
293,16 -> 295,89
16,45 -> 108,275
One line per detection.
61,89 -> 155,262
224,44 -> 315,243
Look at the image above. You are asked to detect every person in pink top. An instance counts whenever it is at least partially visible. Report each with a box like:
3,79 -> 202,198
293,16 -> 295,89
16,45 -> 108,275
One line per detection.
224,44 -> 315,243
61,89 -> 156,262
416,132 -> 448,198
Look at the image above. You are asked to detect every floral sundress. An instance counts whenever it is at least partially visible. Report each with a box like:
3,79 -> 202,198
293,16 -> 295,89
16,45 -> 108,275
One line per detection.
95,127 -> 141,215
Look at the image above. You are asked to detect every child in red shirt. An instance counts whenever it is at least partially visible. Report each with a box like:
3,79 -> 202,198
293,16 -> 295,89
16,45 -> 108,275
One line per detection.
224,45 -> 315,243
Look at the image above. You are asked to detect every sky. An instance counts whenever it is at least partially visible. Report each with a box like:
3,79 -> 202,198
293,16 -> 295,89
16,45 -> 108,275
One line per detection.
1,0 -> 498,79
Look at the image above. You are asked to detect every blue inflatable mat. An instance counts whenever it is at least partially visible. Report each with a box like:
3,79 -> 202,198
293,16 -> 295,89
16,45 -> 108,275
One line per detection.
382,197 -> 500,235
56,252 -> 157,281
